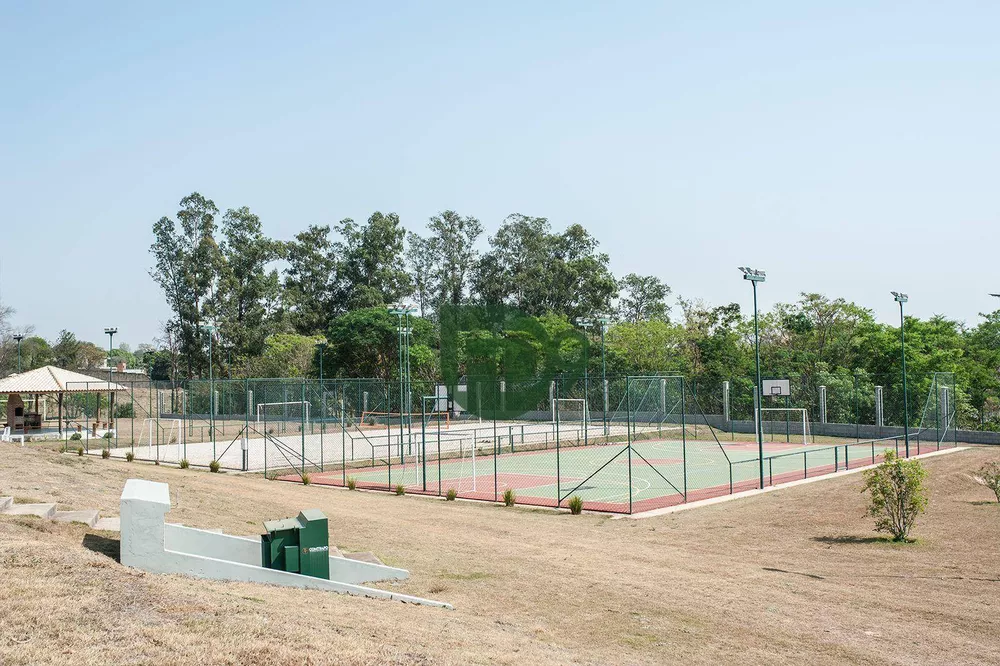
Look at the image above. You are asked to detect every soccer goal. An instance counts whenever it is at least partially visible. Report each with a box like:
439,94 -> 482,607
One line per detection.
758,408 -> 811,445
137,418 -> 182,459
552,398 -> 589,425
256,401 -> 310,429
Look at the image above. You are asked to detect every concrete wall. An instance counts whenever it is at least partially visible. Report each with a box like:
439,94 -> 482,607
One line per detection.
120,479 -> 451,608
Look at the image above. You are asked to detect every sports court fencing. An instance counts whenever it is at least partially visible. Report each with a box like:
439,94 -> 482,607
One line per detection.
64,372 -> 958,514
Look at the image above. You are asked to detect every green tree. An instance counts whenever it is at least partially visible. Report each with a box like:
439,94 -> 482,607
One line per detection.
149,193 -> 221,377
326,307 -> 436,380
335,212 -> 411,309
52,330 -> 82,369
216,206 -> 283,362
427,210 -> 483,308
19,336 -> 54,370
406,232 -> 439,318
471,214 -> 616,320
617,273 -> 671,324
282,224 -> 340,335
862,450 -> 928,541
250,333 -> 327,378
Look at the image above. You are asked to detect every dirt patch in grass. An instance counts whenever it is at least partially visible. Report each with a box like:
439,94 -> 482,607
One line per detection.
1,445 -> 999,664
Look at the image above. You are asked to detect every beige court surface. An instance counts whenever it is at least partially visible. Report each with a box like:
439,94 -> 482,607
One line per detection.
1,443 -> 998,665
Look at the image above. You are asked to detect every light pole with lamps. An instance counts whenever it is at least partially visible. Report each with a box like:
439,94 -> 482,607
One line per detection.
596,315 -> 610,436
104,327 -> 117,440
739,267 -> 767,489
201,324 -> 216,460
12,334 -> 24,372
891,292 -> 910,457
574,317 -> 593,447
388,304 -> 416,460
316,340 -> 326,460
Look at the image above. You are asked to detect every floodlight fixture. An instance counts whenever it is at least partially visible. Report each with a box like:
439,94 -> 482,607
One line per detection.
891,291 -> 908,304
739,266 -> 766,282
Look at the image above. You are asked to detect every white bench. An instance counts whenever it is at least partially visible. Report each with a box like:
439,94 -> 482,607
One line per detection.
1,427 -> 25,446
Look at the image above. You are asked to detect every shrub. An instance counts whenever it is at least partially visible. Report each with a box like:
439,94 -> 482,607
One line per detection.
446,488 -> 457,501
974,461 -> 1000,502
395,484 -> 406,496
209,460 -> 220,473
567,495 -> 583,515
69,432 -> 82,441
101,448 -> 110,459
179,458 -> 190,469
103,431 -> 113,439
125,452 -> 134,462
503,488 -> 516,507
114,403 -> 134,418
346,477 -> 357,491
301,472 -> 311,486
862,450 -> 928,541
76,446 -> 84,457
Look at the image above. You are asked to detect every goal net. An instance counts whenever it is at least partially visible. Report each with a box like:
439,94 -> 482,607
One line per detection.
256,401 -> 310,430
758,408 -> 811,445
553,398 -> 589,425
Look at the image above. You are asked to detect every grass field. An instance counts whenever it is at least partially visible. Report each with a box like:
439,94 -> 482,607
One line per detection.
1,443 -> 999,664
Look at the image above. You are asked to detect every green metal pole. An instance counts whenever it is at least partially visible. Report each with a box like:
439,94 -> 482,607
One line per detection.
421,397 -> 427,491
209,331 -> 215,461
318,343 -> 325,472
626,376 -> 633,514
14,336 -> 22,372
601,322 -> 608,437
681,378 -> 687,502
899,301 -> 910,457
752,280 -> 764,488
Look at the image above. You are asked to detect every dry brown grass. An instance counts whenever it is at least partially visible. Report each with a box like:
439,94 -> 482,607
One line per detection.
1,444 -> 999,665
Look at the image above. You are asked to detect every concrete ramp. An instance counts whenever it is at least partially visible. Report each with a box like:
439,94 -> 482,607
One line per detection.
120,479 -> 451,609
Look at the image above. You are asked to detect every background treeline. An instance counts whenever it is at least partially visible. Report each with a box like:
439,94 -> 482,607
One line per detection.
2,192 -> 998,430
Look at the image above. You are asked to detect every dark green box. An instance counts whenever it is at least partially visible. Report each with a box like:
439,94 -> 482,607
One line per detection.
261,509 -> 329,580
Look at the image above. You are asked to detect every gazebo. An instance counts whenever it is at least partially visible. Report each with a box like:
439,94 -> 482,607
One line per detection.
0,365 -> 126,437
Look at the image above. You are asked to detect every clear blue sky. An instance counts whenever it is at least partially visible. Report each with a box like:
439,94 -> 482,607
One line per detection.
2,1 -> 998,348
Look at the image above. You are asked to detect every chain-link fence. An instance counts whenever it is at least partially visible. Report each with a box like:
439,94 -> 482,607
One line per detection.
62,371 -> 959,514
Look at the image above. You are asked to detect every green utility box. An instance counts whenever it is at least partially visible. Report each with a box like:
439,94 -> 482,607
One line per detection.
260,509 -> 330,580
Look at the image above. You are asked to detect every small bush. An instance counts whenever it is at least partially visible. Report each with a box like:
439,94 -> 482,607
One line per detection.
567,495 -> 583,515
503,488 -> 516,507
103,431 -> 113,440
179,458 -> 190,469
209,460 -> 220,473
446,488 -> 457,501
76,446 -> 84,457
125,452 -> 134,462
862,450 -> 928,541
974,461 -> 1000,502
395,484 -> 406,496
114,403 -> 134,418
346,477 -> 357,491
301,472 -> 311,486
101,448 -> 110,459
69,432 -> 82,441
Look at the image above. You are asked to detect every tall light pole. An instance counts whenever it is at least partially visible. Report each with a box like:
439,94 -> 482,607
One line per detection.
104,327 -> 117,437
316,340 -> 326,457
388,303 -> 416,459
596,315 -> 610,436
739,267 -> 767,489
891,292 -> 910,457
202,324 -> 216,459
575,317 -> 593,446
12,334 -> 24,372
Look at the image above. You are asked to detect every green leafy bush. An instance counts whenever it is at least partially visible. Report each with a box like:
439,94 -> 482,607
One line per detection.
102,431 -> 113,439
346,477 -> 357,491
101,448 -> 110,459
503,488 -> 516,507
567,495 -> 583,515
69,432 -> 82,441
862,450 -> 928,541
209,460 -> 220,473
974,461 -> 1000,502
125,452 -> 134,462
179,458 -> 190,469
76,446 -> 84,457
301,472 -> 311,486
395,484 -> 405,496
446,488 -> 457,501
114,403 -> 134,418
